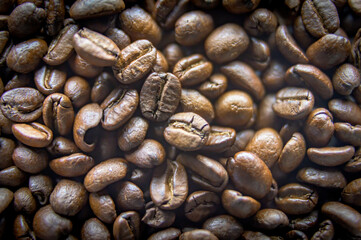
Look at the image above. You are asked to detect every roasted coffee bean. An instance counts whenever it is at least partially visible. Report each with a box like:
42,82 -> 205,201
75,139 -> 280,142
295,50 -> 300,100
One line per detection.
89,191 -> 117,224
12,123 -> 53,148
153,50 -> 169,73
321,201 -> 361,237
285,64 -> 333,100
0,87 -> 44,123
91,72 -> 116,104
175,10 -> 213,46
73,28 -> 120,67
13,145 -> 48,174
307,146 -> 355,167
328,99 -> 361,125
293,16 -> 315,50
142,201 -> 176,228
6,39 -> 48,73
164,112 -> 210,151
198,73 -> 227,99
202,215 -> 243,240
69,0 -> 125,20
289,210 -> 319,231
45,0 -> 65,37
13,214 -> 36,240
173,54 -> 213,87
73,103 -> 102,152
332,63 -> 360,95
341,178 -> 361,206
152,0 -> 189,30
242,37 -> 270,71
150,160 -> 187,210
244,8 -> 277,36
3,73 -> 31,91
81,218 -> 111,240
43,93 -> 74,136
205,23 -> 249,64
125,139 -> 165,168
252,209 -> 289,230
113,39 -> 157,84
278,132 -> 306,173
140,72 -> 181,122
201,126 -> 236,152
113,211 -> 140,240
64,76 -> 90,109
100,87 -> 138,131
105,28 -> 131,51
184,191 -> 220,222
221,189 -> 261,219
301,0 -> 339,38
69,53 -> 104,78
84,158 -> 127,192
47,136 -> 80,156
224,130 -> 254,157
255,94 -> 282,130
285,230 -> 308,240
222,0 -> 260,14
130,168 -> 152,189
163,43 -> 183,71
13,187 -> 36,215
29,175 -> 53,206
304,108 -> 334,147
180,89 -> 214,123
33,205 -> 72,239
116,181 -> 145,211
227,151 -> 272,199
297,167 -> 347,189
0,188 -> 13,214
117,117 -> 148,152
344,147 -> 361,172
261,60 -> 286,91
180,229 -> 218,240
148,227 -> 181,240
50,153 -> 94,177
273,87 -> 314,120
0,137 -> 15,170
0,166 -> 26,187
311,219 -> 334,240
334,122 -> 361,146
306,34 -> 351,69
34,65 -> 67,95
177,153 -> 228,192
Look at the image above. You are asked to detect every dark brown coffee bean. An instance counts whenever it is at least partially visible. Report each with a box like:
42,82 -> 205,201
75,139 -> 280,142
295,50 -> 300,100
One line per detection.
105,27 -> 131,50
179,229 -> 218,240
198,73 -> 227,99
116,181 -> 145,211
334,122 -> 361,146
73,103 -> 102,152
0,110 -> 13,135
142,201 -> 176,228
120,6 -> 162,46
73,28 -> 120,66
275,25 -> 309,64
297,167 -> 347,188
289,210 -> 319,231
140,72 -> 181,122
4,73 -> 31,91
175,10 -> 213,46
321,201 -> 361,237
0,188 -> 13,214
6,39 -> 48,73
285,230 -> 308,240
278,132 -> 306,173
69,53 -> 104,78
113,211 -> 140,240
255,94 -> 281,130
125,139 -> 165,168
275,183 -> 318,215
148,227 -> 181,240
311,219 -> 334,240
0,87 -> 44,123
153,50 -> 169,73
45,0 -> 65,36
201,126 -> 236,153
0,137 -> 15,170
13,187 -> 36,215
33,205 -> 72,239
273,87 -> 314,120
341,178 -> 361,206
301,0 -> 339,38
205,23 -> 249,64
34,65 -> 67,95
164,112 -> 210,151
306,34 -> 351,69
113,39 -> 157,84
224,130 -> 255,157
221,189 -> 261,219
308,146 -> 355,167
43,93 -> 74,136
0,166 -> 26,187
328,99 -> 361,125
13,214 -> 36,240
100,87 -> 138,131
117,117 -> 148,152
13,145 -> 48,174
285,64 -> 333,100
221,61 -> 265,101
29,175 -> 53,206
252,209 -> 289,230
304,108 -> 334,147
89,191 -> 116,224
242,37 -> 270,71
12,123 -> 53,148
227,151 -> 272,199
173,54 -> 213,87
332,63 -> 360,96
50,153 -> 94,177
129,168 -> 152,189
293,16 -> 315,50
150,160 -> 187,210
184,191 -> 220,222
152,0 -> 189,30
81,218 -> 111,240
64,76 -> 90,108
47,136 -> 80,156
222,0 -> 260,14
8,3 -> 46,38
245,128 -> 283,168
43,23 -> 79,66
344,147 -> 361,172
180,89 -> 214,123
91,72 -> 116,104
244,8 -> 277,36
69,0 -> 125,20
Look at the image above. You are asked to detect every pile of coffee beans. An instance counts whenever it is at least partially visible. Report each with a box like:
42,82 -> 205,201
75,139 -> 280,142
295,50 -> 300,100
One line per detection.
1,0 -> 361,239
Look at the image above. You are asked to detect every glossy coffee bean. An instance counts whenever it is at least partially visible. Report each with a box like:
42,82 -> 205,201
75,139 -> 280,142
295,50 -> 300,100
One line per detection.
0,166 -> 26,188
12,123 -> 53,148
307,146 -> 355,167
142,201 -> 176,228
163,43 -> 183,71
332,63 -> 360,95
222,0 -> 260,14
152,0 -> 189,30
311,219 -> 334,240
125,139 -> 165,168
0,188 -> 13,214
89,191 -> 117,224
47,136 -> 80,156
13,187 -> 36,215
81,218 -> 111,240
304,108 -> 334,147
69,0 -> 125,20
105,27 -> 131,50
34,65 -> 67,95
12,145 -> 48,174
184,191 -> 220,222
278,132 -> 306,173
64,76 -> 90,109
341,178 -> 361,206
297,167 -> 347,189
50,153 -> 94,177
148,227 -> 181,240
201,126 -> 236,153
202,215 -> 243,240
90,72 -> 116,104
344,147 -> 361,172
198,73 -> 228,99
0,137 -> 15,169
329,99 -> 361,125
117,117 -> 149,152
252,209 -> 289,230
221,189 -> 261,219
69,53 -> 103,78
113,211 -> 140,240
13,214 -> 36,240
29,175 -> 53,206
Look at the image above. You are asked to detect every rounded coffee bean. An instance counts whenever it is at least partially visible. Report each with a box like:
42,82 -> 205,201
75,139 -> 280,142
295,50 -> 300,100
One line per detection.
252,209 -> 289,230
29,175 -> 53,206
34,65 -> 67,95
297,167 -> 347,189
179,229 -> 218,240
221,189 -> 261,219
273,87 -> 314,120
50,153 -> 94,177
69,54 -> 103,78
0,188 -> 13,214
140,72 -> 181,122
0,87 -> 44,123
307,146 -> 355,167
47,136 -> 80,156
304,108 -> 334,147
81,218 -> 111,240
89,192 -> 117,224
227,151 -> 272,199
12,145 -> 48,174
163,43 -> 184,71
13,187 -> 36,215
0,137 -> 15,169
152,0 -> 190,30
175,10 -> 213,46
148,228 -> 181,240
64,76 -> 90,109
205,23 -> 249,64
335,122 -> 361,146
117,117 -> 149,152
201,126 -> 236,153
328,99 -> 361,125
184,191 -> 220,222
13,214 -> 36,240
12,123 -> 53,148
91,72 -> 116,104
105,27 -> 131,50
113,211 -> 140,240
153,50 -> 169,73
164,112 -> 210,151
245,128 -> 283,168
0,166 -> 26,187
311,219 -> 334,240
180,89 -> 215,123
332,63 -> 360,95
198,73 -> 228,99
142,202 -> 175,228
84,158 -> 127,192
116,181 -> 145,211
50,179 -> 88,216
125,139 -> 165,168
242,37 -> 271,71
69,0 -> 125,20
262,60 -> 286,91
341,178 -> 361,206
244,8 -> 277,36
344,147 -> 361,172
278,132 -> 306,173
222,0 -> 260,14
203,215 -> 243,240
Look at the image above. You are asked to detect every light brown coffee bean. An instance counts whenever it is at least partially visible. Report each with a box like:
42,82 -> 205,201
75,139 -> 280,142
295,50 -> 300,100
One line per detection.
307,146 -> 355,167
12,123 -> 53,148
50,153 -> 94,177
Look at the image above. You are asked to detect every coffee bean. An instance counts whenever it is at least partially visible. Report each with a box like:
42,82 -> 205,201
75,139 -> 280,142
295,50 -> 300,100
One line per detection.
113,211 -> 140,240
198,73 -> 228,99
13,214 -> 36,240
64,76 -> 91,108
221,189 -> 261,219
89,192 -> 117,224
90,72 -> 116,104
140,72 -> 181,122
0,137 -> 15,169
242,37 -> 271,71
180,89 -> 215,123
13,145 -> 48,174
252,209 -> 289,230
0,166 -> 26,188
341,178 -> 361,207
244,8 -> 278,36
13,187 -> 36,215
148,227 -> 181,240
255,94 -> 282,130
297,167 -> 347,189
344,147 -> 361,172
47,136 -> 80,156
125,139 -> 165,168
153,50 -> 169,73
278,132 -> 306,173
307,146 -> 355,167
332,63 -> 361,95
29,175 -> 53,206
311,219 -> 334,240
69,0 -> 125,20
12,122 -> 53,148
289,210 -> 319,231
328,99 -> 361,125
293,16 -> 315,50
50,153 -> 94,177
142,201 -> 176,228
0,188 -> 13,214
222,0 -> 260,13
69,53 -> 104,78
34,65 -> 67,95
201,126 -> 236,153
184,191 -> 220,222
81,218 -> 111,240
152,0 -> 189,30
